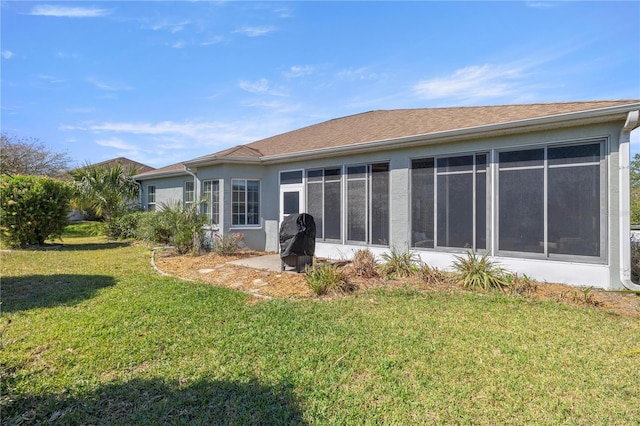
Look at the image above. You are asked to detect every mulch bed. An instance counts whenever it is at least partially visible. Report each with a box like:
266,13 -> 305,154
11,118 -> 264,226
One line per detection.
154,249 -> 640,318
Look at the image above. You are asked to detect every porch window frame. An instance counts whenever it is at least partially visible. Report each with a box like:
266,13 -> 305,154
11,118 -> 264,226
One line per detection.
306,166 -> 343,242
345,162 -> 390,246
410,152 -> 489,252
495,138 -> 607,263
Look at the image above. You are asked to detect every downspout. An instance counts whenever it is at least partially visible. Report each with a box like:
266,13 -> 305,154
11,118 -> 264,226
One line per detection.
618,110 -> 640,290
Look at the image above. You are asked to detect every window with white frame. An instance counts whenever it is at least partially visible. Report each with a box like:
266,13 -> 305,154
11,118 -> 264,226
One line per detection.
147,185 -> 156,211
498,141 -> 604,258
306,167 -> 342,241
232,179 -> 260,226
411,153 -> 487,250
184,181 -> 195,208
346,163 -> 389,245
201,180 -> 220,226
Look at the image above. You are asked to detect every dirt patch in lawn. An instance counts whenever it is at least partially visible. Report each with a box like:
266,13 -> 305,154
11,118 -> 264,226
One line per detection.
154,249 -> 640,318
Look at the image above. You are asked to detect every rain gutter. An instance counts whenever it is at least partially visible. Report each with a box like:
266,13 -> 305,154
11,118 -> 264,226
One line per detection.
618,110 -> 640,291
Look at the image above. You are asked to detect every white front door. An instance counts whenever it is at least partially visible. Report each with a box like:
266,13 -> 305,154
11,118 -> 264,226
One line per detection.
279,185 -> 305,224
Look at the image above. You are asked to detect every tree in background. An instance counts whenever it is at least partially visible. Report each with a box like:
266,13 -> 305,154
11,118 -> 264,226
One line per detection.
0,175 -> 73,247
0,134 -> 71,178
71,163 -> 140,222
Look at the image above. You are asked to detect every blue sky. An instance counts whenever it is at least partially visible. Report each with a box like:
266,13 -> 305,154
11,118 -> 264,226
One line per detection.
2,1 -> 639,169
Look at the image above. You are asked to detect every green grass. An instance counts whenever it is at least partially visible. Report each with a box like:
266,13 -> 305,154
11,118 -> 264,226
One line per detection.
1,226 -> 639,424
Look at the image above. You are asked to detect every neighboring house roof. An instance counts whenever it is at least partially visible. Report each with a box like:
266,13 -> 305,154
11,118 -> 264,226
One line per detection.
139,100 -> 640,175
134,161 -> 188,180
86,157 -> 155,175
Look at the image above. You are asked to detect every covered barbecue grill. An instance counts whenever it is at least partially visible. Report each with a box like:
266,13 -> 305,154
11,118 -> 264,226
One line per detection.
279,213 -> 316,272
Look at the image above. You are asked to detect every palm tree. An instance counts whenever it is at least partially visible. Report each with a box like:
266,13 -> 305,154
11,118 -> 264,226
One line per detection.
71,162 -> 139,222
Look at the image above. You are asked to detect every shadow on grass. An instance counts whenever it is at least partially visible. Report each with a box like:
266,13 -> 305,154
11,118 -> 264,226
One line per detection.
1,274 -> 115,313
3,377 -> 307,425
58,241 -> 131,251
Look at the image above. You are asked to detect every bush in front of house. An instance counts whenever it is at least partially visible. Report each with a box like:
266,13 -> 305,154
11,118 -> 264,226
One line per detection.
213,232 -> 244,256
350,249 -> 379,278
452,251 -> 510,291
106,209 -> 145,240
136,201 -> 206,254
305,261 -> 354,296
378,246 -> 420,278
0,174 -> 73,247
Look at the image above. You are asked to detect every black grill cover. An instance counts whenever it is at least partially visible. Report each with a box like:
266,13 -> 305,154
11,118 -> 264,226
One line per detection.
279,213 -> 316,258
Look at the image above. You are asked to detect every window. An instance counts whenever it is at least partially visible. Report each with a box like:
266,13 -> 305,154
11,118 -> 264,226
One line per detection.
307,168 -> 342,240
147,185 -> 156,211
232,179 -> 260,226
280,170 -> 303,185
202,180 -> 220,226
411,153 -> 487,250
184,181 -> 195,208
346,163 -> 389,245
498,141 -> 603,258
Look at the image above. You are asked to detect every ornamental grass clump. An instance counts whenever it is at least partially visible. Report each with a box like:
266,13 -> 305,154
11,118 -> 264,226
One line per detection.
452,251 -> 510,291
305,261 -> 353,296
378,247 -> 420,278
351,249 -> 379,278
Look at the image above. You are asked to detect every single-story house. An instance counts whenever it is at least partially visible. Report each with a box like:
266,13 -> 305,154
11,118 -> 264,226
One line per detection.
134,100 -> 640,291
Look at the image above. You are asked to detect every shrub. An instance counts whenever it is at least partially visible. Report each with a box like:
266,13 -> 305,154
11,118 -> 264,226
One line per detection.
305,261 -> 353,296
631,243 -> 640,283
378,247 -> 420,278
106,210 -> 144,240
0,174 -> 73,247
351,249 -> 378,278
213,232 -> 244,256
136,211 -> 171,245
136,202 -> 206,254
418,263 -> 448,286
452,251 -> 510,291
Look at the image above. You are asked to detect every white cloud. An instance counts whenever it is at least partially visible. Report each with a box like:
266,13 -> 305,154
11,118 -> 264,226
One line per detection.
30,5 -> 110,18
238,78 -> 287,96
96,137 -> 141,152
283,65 -> 313,78
412,64 -> 527,102
239,78 -> 270,94
86,77 -> 132,91
525,2 -> 556,9
234,26 -> 275,37
337,67 -> 380,81
171,40 -> 187,49
2,50 -> 13,59
36,74 -> 64,84
148,19 -> 191,33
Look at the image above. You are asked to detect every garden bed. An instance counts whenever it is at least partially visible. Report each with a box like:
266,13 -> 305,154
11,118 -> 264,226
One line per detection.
154,249 -> 640,318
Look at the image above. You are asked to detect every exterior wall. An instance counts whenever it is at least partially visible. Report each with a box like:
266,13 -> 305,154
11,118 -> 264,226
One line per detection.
136,119 -> 631,290
139,175 -> 191,210
266,121 -> 626,290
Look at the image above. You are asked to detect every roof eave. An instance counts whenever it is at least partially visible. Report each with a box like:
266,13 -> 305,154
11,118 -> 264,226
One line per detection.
134,169 -> 189,180
184,156 -> 262,167
260,103 -> 640,164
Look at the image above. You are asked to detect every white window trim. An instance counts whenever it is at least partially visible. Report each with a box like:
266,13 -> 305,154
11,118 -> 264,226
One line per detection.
230,178 -> 262,229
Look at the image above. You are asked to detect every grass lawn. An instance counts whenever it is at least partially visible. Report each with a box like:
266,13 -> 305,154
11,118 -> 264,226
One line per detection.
1,225 -> 639,424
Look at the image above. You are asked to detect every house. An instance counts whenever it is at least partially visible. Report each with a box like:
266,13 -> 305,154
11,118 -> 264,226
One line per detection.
68,157 -> 155,221
134,100 -> 640,291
